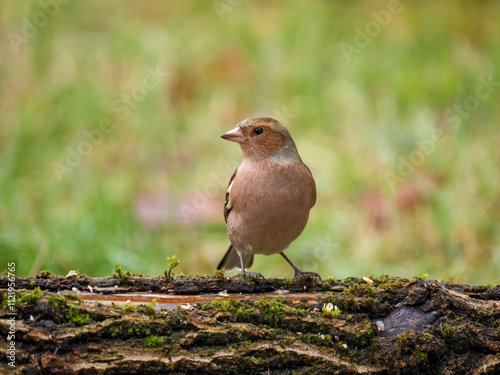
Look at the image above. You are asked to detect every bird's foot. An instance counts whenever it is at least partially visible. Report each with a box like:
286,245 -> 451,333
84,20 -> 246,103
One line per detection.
294,270 -> 322,281
241,271 -> 265,279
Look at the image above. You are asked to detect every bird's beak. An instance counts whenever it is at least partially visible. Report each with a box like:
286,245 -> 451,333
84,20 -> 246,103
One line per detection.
221,127 -> 245,143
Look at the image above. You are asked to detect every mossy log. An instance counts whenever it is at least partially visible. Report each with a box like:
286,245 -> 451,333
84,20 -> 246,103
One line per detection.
1,274 -> 499,374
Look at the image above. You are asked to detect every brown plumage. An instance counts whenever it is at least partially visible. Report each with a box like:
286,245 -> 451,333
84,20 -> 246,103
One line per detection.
217,117 -> 320,279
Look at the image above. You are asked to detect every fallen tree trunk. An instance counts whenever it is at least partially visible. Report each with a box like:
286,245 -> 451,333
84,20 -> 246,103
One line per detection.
1,273 -> 499,374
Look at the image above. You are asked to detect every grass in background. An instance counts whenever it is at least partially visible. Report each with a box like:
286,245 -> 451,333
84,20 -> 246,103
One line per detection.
0,1 -> 499,284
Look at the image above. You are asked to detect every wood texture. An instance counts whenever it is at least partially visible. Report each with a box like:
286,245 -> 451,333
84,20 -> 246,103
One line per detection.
1,274 -> 499,374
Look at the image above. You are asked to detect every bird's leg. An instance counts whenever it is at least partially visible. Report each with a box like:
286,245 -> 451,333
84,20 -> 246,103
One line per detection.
280,252 -> 321,280
238,252 -> 264,279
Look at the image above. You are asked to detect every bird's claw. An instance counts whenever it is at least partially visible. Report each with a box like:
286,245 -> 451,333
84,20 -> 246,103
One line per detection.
294,270 -> 322,281
242,271 -> 265,279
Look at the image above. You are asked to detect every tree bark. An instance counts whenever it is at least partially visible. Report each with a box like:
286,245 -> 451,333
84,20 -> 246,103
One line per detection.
1,274 -> 499,374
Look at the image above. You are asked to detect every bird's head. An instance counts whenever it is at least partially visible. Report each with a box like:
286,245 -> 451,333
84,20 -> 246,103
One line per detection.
221,117 -> 301,163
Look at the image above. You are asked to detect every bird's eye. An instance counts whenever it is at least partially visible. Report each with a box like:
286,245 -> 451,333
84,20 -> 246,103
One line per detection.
254,127 -> 263,135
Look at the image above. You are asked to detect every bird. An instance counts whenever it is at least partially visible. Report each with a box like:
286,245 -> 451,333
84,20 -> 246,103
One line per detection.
217,117 -> 320,279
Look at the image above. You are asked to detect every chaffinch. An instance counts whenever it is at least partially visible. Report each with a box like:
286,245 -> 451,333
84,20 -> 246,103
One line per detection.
217,117 -> 320,279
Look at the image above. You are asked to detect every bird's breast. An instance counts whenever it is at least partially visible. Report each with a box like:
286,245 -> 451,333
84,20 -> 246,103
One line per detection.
226,161 -> 315,255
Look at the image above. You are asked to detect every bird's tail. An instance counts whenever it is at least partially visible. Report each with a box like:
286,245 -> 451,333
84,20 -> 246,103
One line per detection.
217,244 -> 253,271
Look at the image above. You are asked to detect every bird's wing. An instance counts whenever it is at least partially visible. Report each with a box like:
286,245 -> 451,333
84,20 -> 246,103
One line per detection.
224,169 -> 237,223
304,164 -> 317,208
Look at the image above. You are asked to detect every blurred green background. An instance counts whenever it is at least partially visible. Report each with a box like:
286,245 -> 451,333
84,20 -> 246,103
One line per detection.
1,1 -> 499,284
